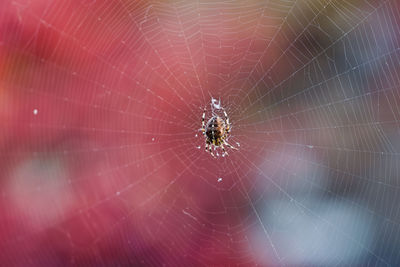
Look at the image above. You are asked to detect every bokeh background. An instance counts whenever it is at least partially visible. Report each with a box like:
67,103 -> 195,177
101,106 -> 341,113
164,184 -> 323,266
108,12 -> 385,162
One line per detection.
1,0 -> 400,266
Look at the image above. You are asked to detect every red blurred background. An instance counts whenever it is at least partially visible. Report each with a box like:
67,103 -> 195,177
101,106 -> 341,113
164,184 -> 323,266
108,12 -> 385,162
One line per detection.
1,0 -> 400,266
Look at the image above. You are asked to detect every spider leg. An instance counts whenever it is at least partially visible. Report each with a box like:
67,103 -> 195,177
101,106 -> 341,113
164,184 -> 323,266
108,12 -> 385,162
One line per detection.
221,144 -> 228,156
201,106 -> 206,136
208,143 -> 216,158
205,141 -> 215,157
224,141 -> 238,150
223,108 -> 231,133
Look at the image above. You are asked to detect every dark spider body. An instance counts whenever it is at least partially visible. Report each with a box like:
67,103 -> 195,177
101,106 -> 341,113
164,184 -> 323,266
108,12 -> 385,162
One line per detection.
205,116 -> 226,146
201,104 -> 237,157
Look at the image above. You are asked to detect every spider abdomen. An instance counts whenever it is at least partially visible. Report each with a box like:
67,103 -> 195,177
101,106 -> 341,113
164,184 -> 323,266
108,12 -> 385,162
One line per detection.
206,116 -> 226,144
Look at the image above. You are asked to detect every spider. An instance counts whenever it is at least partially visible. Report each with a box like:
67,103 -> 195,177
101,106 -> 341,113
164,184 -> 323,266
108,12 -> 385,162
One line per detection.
201,104 -> 238,157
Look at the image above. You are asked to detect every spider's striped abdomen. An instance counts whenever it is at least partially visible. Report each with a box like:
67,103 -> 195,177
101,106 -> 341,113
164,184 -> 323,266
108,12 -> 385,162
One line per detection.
205,116 -> 225,144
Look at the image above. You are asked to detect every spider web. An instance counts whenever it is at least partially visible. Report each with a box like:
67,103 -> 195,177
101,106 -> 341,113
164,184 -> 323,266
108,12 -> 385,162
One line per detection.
1,0 -> 400,265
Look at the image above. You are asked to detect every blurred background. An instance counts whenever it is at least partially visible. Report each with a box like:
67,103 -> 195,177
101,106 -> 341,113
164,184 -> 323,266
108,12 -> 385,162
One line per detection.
1,0 -> 400,266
